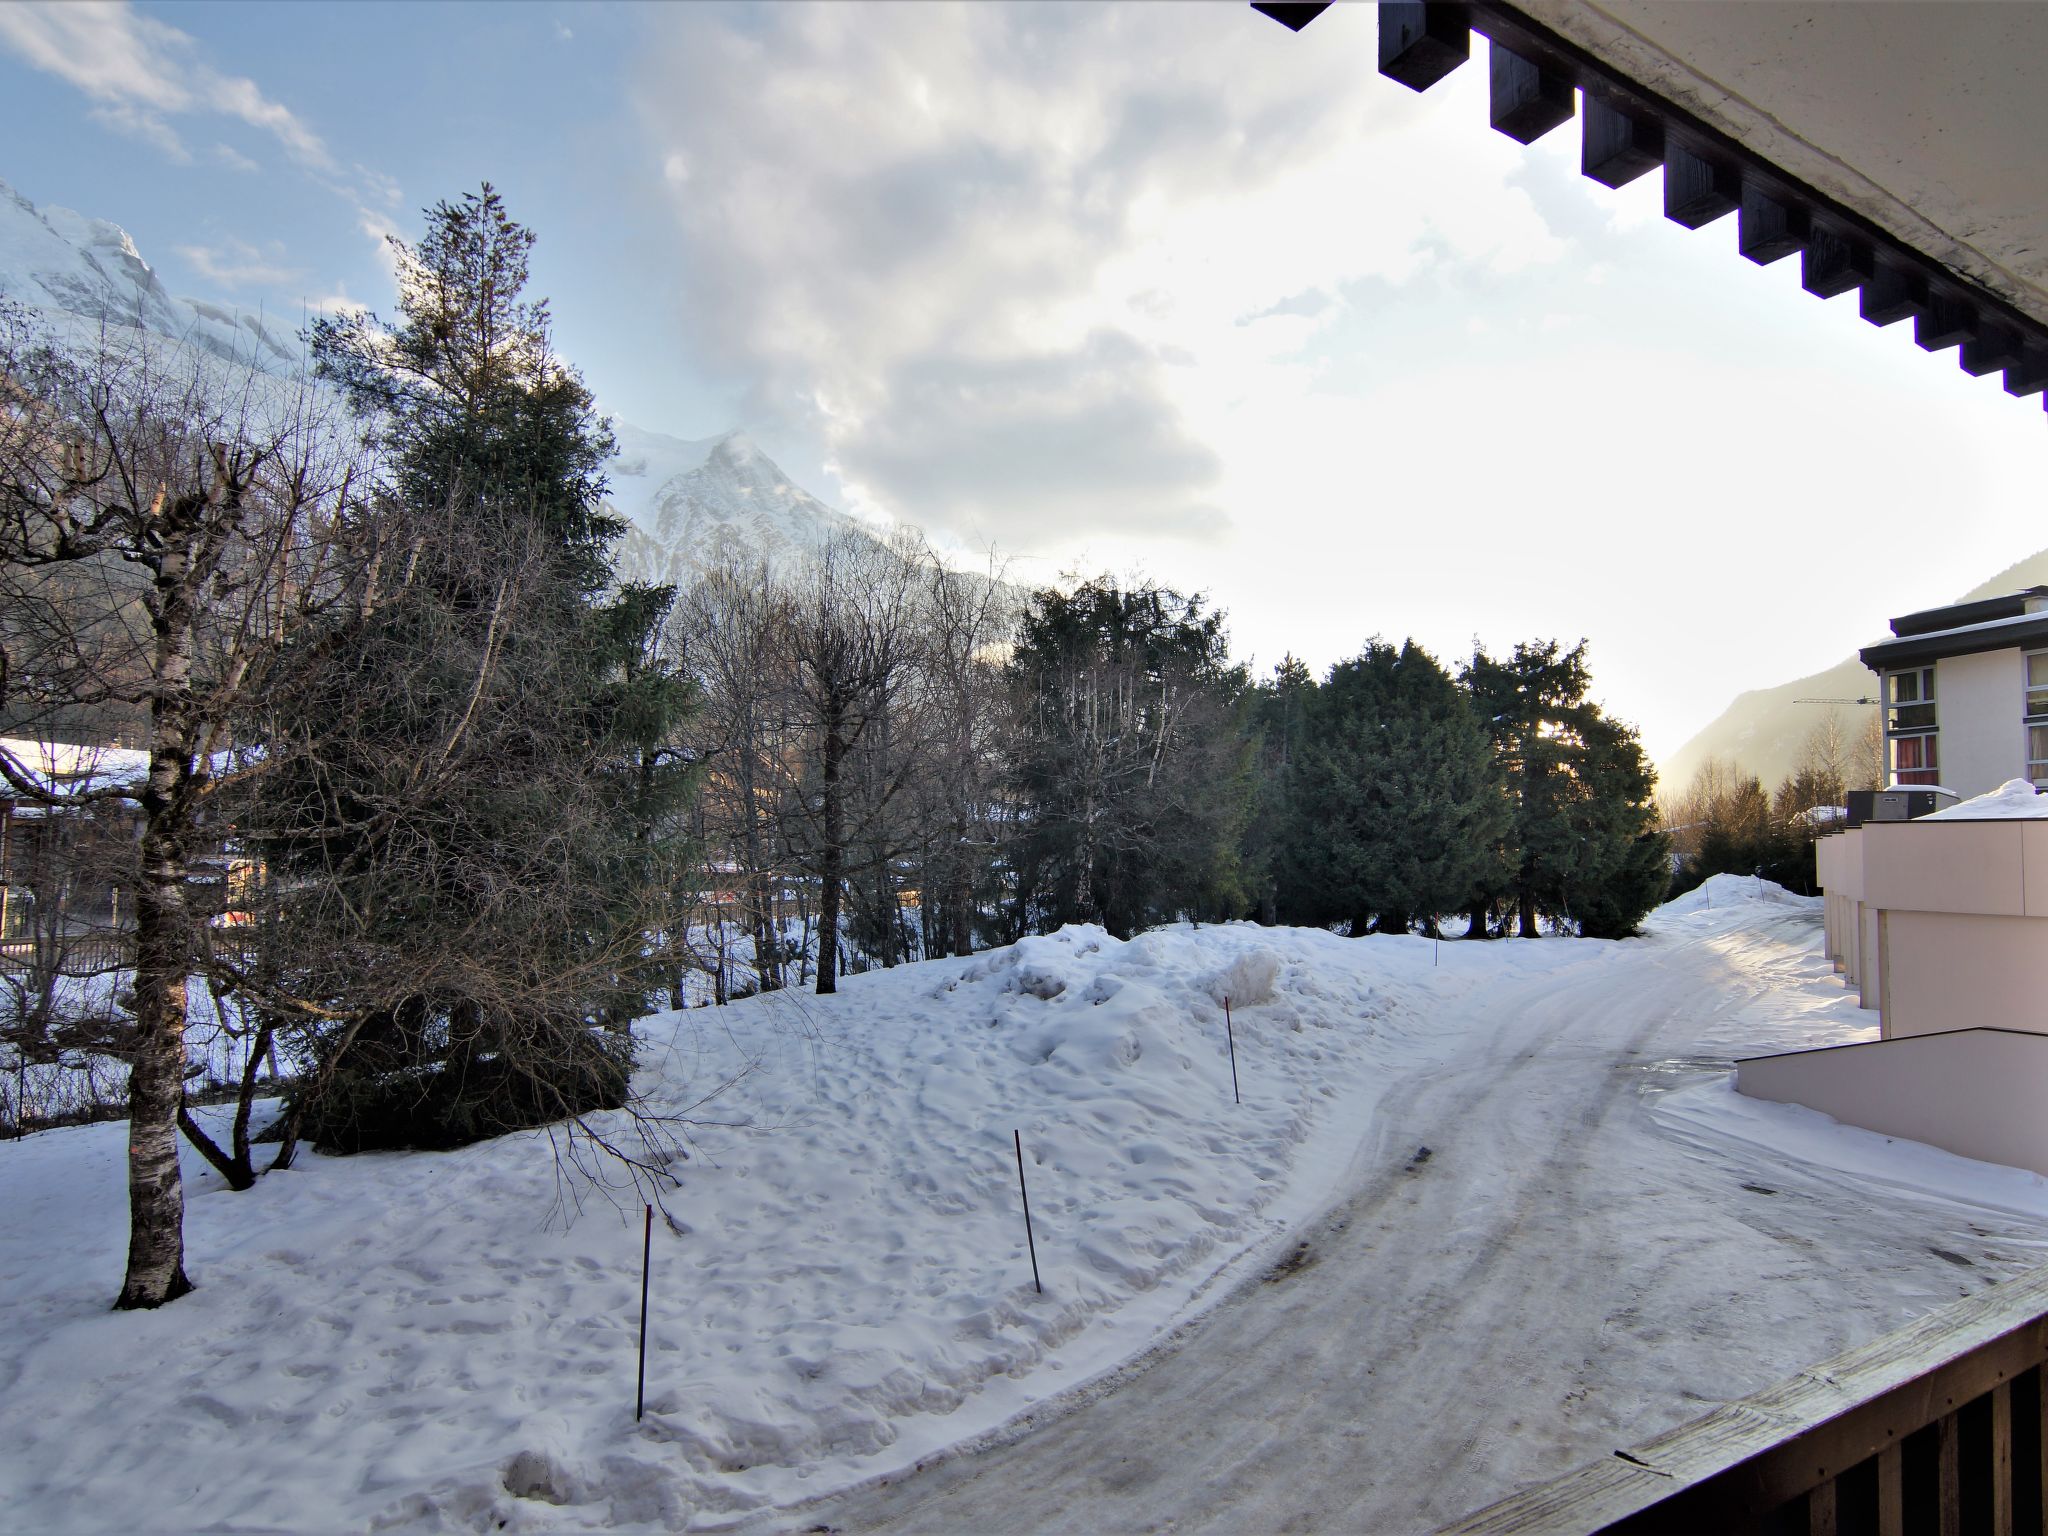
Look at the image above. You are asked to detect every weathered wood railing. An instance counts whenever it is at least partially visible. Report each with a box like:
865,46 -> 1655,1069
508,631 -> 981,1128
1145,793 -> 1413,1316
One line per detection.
1442,1267 -> 2048,1535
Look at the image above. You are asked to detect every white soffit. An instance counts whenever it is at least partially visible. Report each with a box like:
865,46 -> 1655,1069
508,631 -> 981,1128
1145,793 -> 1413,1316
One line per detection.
1517,0 -> 2048,333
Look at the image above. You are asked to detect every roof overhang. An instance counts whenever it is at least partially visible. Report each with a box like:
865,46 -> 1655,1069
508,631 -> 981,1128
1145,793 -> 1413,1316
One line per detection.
1260,2 -> 2048,413
1860,612 -> 2048,672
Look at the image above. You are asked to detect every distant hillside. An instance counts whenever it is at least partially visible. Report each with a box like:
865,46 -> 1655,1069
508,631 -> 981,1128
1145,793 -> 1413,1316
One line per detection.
1660,546 -> 2048,797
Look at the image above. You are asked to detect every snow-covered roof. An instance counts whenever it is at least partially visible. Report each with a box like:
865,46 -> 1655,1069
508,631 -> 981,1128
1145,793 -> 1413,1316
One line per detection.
0,737 -> 149,801
1862,609 -> 2048,670
1793,805 -> 1850,826
1921,778 -> 2048,821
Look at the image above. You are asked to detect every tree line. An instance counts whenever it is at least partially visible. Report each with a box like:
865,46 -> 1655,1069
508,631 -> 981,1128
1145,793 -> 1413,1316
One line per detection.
1659,707 -> 1880,898
0,187 -> 1670,1311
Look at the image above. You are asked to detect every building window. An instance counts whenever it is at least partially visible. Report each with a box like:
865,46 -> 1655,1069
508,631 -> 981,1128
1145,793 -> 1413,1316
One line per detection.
1887,666 -> 1939,785
2028,652 -> 2048,786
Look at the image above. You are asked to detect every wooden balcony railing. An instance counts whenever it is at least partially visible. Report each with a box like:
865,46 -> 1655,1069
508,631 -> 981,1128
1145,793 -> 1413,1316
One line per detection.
1442,1267 -> 2048,1535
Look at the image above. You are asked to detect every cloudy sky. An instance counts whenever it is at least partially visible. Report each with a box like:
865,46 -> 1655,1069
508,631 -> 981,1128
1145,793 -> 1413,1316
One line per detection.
2,0 -> 2042,766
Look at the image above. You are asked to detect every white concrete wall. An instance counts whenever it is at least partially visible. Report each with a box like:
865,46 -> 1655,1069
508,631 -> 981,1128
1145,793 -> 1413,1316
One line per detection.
1933,647 -> 2024,801
1738,1030 -> 2048,1176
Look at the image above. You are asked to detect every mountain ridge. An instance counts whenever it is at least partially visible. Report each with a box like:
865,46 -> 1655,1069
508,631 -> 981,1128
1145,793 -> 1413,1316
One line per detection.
1660,545 -> 2048,796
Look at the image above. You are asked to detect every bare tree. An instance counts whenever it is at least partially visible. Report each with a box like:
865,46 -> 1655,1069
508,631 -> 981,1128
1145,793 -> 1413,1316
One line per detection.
778,529 -> 928,995
673,556 -> 801,996
912,546 -> 1016,958
0,311 -> 367,1307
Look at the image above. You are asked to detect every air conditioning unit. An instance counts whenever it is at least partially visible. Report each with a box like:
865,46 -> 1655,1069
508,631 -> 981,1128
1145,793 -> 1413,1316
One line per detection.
1845,786 -> 1962,826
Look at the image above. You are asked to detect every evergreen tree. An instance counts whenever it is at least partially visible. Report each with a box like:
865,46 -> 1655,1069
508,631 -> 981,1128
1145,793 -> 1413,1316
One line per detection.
1281,640 -> 1510,935
1009,578 -> 1251,938
1242,654 -> 1314,926
257,185 -> 693,1152
1463,640 -> 1667,938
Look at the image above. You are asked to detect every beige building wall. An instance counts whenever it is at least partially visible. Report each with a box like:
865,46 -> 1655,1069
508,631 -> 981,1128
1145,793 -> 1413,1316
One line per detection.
1815,829 -> 1868,988
1737,1030 -> 2048,1177
1881,911 -> 2048,1038
1934,647 -> 2024,801
1861,821 -> 2025,916
1841,819 -> 2048,1039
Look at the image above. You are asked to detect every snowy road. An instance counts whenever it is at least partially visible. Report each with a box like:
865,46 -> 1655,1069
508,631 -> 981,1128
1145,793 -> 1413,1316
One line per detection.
775,906 -> 2048,1535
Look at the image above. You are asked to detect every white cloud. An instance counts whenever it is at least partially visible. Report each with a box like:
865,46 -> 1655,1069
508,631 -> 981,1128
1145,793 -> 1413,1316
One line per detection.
304,287 -> 369,318
174,236 -> 301,288
630,2 -> 1566,547
0,1 -> 336,172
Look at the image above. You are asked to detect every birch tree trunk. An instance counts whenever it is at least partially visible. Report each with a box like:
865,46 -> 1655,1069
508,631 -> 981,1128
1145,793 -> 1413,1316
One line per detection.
117,502 -> 205,1310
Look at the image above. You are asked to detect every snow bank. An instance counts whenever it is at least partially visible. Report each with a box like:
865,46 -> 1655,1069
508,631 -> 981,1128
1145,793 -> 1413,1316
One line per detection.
1658,1079 -> 2048,1222
1924,777 -> 2048,820
1,921 -> 1496,1534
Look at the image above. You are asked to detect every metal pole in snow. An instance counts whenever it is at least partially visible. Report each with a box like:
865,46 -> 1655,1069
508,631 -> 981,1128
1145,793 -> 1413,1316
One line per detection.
1014,1129 -> 1042,1294
636,1203 -> 652,1422
1225,996 -> 1241,1105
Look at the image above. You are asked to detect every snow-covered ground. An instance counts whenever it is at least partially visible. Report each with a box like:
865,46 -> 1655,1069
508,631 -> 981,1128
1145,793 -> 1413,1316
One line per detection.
3,877 -> 2044,1534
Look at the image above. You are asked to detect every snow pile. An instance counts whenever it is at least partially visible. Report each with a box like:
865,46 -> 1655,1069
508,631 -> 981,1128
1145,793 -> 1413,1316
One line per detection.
0,921 -> 1494,1534
1653,871 -> 1817,921
1923,777 -> 2048,820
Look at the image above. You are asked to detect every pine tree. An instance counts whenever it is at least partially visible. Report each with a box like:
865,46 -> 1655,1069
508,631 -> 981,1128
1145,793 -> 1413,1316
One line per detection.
1242,654 -> 1314,926
258,185 -> 694,1151
1463,640 -> 1667,938
1009,578 -> 1251,938
1281,640 -> 1510,935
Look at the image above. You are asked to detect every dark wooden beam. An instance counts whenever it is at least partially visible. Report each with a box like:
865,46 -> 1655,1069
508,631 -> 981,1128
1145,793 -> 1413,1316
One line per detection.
1251,2 -> 1331,32
1801,221 -> 1873,299
1342,0 -> 2048,414
1378,3 -> 1470,92
1664,141 -> 1738,229
1960,322 -> 2023,378
1914,290 -> 1976,353
2001,346 -> 2048,399
1738,185 -> 1808,266
1489,40 -> 1573,143
1860,258 -> 1926,327
1581,92 -> 1661,188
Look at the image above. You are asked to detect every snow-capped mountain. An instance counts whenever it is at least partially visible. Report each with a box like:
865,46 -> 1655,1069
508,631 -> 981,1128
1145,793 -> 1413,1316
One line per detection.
0,177 -> 859,577
0,177 -> 298,369
605,420 -> 869,588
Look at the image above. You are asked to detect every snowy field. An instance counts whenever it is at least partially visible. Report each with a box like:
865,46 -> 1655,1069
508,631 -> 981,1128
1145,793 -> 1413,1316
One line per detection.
3,877 -> 2045,1534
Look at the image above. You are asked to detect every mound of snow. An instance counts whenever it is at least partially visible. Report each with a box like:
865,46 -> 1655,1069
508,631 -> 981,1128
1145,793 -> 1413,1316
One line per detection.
1654,872 -> 1817,920
1207,946 -> 1282,1008
1923,778 -> 2048,820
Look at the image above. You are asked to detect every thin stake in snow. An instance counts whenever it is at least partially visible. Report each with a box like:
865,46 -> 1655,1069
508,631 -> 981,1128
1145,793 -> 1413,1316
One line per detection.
636,1203 -> 652,1422
1225,996 -> 1241,1105
1013,1129 -> 1042,1294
